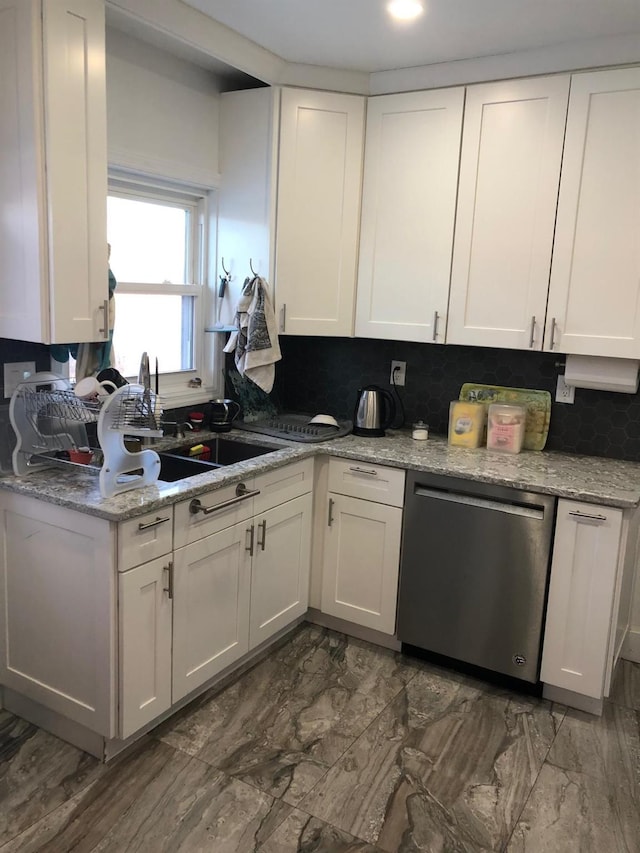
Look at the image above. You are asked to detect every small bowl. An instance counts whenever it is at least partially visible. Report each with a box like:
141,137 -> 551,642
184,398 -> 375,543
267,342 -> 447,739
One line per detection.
69,448 -> 93,465
309,414 -> 339,427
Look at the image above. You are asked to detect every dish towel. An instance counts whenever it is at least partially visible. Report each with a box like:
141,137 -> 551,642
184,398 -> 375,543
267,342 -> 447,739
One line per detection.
224,276 -> 282,393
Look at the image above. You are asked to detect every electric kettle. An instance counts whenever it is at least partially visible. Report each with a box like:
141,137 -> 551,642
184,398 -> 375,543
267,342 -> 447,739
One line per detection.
353,385 -> 396,437
209,398 -> 241,432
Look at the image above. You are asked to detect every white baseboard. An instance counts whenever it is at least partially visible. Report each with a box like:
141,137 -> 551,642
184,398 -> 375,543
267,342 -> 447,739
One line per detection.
622,628 -> 640,663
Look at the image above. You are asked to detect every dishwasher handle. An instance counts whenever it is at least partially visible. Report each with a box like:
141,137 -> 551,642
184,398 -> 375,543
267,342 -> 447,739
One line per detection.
413,485 -> 546,520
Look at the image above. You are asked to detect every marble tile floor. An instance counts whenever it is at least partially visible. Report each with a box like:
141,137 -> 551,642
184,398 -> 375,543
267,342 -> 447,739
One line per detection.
0,624 -> 639,852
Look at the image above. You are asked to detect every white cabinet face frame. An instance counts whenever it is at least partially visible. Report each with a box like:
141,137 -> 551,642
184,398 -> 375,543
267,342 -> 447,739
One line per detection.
276,88 -> 365,337
355,88 -> 465,343
546,68 -> 640,357
447,75 -> 570,350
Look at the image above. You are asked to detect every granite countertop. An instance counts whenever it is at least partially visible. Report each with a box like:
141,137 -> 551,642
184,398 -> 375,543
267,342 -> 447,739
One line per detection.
2,428 -> 640,521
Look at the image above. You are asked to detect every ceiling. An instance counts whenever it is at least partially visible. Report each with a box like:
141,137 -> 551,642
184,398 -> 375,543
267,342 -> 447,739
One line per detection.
181,0 -> 640,74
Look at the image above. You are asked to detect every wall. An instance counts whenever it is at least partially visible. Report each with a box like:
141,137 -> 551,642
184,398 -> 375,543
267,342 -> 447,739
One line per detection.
105,27 -> 221,186
275,336 -> 640,460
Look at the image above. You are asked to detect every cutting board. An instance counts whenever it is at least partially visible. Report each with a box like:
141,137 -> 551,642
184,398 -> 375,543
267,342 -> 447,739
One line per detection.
459,383 -> 552,451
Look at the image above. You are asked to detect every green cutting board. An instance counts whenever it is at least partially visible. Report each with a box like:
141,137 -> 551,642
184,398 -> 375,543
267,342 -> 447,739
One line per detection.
459,383 -> 552,451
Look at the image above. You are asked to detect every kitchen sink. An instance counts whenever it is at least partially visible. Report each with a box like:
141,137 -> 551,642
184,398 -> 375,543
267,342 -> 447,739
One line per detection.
157,437 -> 280,482
157,452 -> 221,482
172,436 -> 280,466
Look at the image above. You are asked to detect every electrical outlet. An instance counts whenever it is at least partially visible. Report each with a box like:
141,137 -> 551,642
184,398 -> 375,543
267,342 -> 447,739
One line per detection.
3,361 -> 36,398
555,374 -> 575,404
390,360 -> 406,386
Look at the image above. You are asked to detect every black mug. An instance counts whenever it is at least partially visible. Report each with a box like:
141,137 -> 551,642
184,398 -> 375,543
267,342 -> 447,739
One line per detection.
96,367 -> 128,391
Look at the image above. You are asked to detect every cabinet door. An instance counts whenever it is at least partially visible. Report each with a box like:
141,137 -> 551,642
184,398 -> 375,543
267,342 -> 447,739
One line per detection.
546,68 -> 640,357
448,76 -> 569,350
0,0 -> 47,342
0,493 -> 115,736
119,557 -> 172,739
541,500 -> 623,699
250,493 -> 312,648
276,88 -> 365,337
0,0 -> 107,344
355,89 -> 464,343
44,0 -> 108,344
321,493 -> 402,635
172,522 -> 251,702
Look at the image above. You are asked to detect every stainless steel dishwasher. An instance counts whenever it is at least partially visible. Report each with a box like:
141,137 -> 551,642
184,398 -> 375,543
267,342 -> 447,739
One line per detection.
397,470 -> 557,683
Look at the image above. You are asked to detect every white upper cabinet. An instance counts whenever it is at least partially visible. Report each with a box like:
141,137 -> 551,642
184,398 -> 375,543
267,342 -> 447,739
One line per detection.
276,88 -> 365,336
216,87 -> 279,327
0,0 -> 108,345
355,89 -> 464,343
447,76 -> 569,350
546,68 -> 640,357
217,87 -> 365,337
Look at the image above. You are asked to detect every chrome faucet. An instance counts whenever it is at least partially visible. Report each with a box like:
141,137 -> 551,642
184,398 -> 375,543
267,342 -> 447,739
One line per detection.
176,422 -> 194,440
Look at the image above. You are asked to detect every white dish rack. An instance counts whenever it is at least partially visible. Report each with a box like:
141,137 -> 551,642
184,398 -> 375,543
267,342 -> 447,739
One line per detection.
9,372 -> 163,498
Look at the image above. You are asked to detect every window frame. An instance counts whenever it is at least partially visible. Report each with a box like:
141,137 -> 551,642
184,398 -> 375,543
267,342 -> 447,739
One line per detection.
106,172 -> 221,409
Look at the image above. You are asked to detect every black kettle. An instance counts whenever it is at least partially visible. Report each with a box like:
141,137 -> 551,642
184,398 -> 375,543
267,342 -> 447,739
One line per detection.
353,385 -> 396,437
209,398 -> 241,432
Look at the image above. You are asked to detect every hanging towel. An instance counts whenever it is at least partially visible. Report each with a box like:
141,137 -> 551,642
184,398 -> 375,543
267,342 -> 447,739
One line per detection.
224,276 -> 281,393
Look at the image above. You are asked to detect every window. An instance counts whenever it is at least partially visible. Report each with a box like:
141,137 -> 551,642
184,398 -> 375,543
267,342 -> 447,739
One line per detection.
106,176 -> 218,406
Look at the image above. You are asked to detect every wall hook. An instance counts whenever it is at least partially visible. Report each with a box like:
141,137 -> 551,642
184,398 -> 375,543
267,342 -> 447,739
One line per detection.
221,257 -> 231,277
249,258 -> 258,276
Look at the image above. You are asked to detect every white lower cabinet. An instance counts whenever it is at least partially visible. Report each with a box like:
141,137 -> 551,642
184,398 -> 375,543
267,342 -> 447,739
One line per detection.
541,500 -> 638,701
250,494 -> 312,647
320,459 -> 405,635
172,521 -> 252,704
119,556 -> 173,739
121,460 -> 313,732
0,493 -> 115,737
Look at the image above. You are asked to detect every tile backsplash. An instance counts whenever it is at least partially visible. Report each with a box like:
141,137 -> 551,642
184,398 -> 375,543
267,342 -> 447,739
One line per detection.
0,338 -> 52,399
3,335 -> 640,464
274,336 -> 640,462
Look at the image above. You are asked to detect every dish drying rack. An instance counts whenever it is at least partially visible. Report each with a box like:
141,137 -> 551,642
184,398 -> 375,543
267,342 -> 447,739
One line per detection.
10,372 -> 163,498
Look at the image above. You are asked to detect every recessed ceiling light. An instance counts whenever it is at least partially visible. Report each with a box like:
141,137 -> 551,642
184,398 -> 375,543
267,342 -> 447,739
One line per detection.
387,0 -> 424,21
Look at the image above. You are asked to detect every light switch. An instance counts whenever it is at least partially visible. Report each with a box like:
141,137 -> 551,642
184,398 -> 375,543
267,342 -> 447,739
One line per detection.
3,362 -> 36,398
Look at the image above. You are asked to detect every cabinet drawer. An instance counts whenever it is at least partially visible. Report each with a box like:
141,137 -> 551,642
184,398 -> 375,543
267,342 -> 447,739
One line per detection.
328,458 -> 405,507
254,459 -> 314,515
118,507 -> 174,572
174,477 -> 256,549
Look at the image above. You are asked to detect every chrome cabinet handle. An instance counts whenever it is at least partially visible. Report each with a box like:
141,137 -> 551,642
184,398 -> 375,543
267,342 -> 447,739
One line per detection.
279,303 -> 286,333
349,466 -> 378,477
246,524 -> 255,556
163,561 -> 174,599
549,317 -> 557,349
258,519 -> 267,550
189,483 -> 260,516
568,510 -> 607,523
98,299 -> 109,339
327,497 -> 334,527
138,515 -> 171,531
529,315 -> 536,348
432,311 -> 439,342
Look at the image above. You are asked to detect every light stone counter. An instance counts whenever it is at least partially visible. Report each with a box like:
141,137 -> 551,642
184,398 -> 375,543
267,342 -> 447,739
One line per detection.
2,429 -> 640,520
